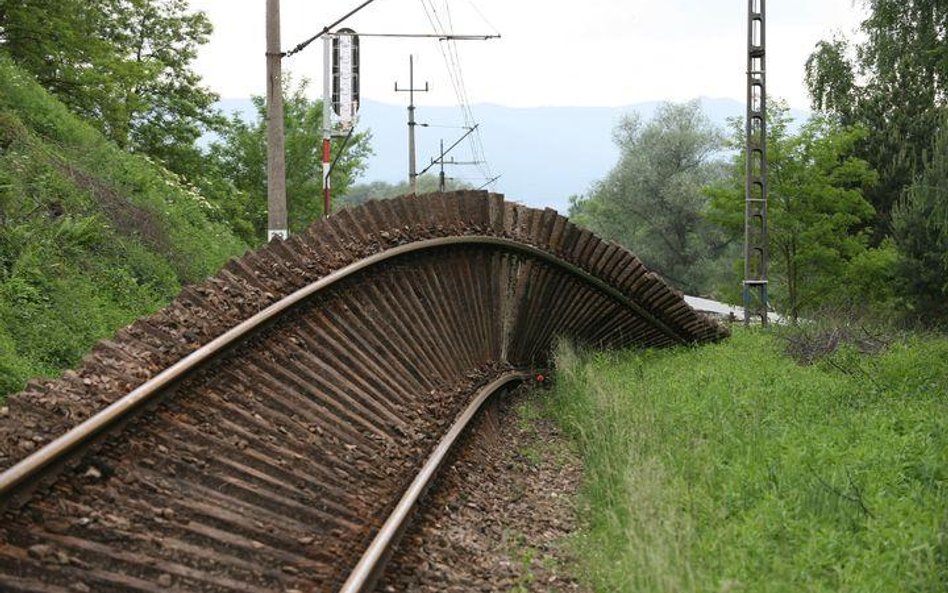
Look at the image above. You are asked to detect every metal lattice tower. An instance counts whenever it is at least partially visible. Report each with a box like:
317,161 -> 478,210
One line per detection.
743,0 -> 769,326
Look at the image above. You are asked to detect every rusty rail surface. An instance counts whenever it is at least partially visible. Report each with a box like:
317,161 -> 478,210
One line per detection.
0,191 -> 726,593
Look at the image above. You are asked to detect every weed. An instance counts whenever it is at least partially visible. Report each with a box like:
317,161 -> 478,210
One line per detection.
546,329 -> 948,592
0,56 -> 248,400
517,445 -> 543,467
507,534 -> 538,593
515,399 -> 542,436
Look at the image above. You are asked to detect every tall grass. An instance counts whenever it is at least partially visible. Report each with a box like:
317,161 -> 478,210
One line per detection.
547,329 -> 948,592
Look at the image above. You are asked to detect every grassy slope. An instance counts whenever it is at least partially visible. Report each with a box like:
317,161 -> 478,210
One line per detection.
548,329 -> 947,592
0,55 -> 248,398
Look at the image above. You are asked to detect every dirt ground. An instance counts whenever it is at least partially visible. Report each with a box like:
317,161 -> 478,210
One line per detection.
375,386 -> 590,593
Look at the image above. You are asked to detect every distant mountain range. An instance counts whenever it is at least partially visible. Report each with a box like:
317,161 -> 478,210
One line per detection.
215,97 -> 808,213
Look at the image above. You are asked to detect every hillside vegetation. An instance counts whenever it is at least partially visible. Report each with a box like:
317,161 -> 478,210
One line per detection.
0,55 -> 247,398
547,329 -> 948,592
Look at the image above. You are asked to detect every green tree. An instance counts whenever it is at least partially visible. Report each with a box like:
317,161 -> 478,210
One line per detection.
106,0 -> 223,175
805,0 -> 948,230
707,108 -> 880,321
891,119 -> 948,324
569,101 -> 730,294
210,79 -> 371,240
0,0 -> 222,178
341,175 -> 471,208
0,0 -> 114,117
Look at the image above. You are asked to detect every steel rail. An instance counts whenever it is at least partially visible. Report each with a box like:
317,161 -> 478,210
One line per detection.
338,371 -> 528,593
0,235 -> 687,500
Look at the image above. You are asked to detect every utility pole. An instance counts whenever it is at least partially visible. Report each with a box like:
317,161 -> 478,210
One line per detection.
743,0 -> 769,325
438,139 -> 446,192
395,55 -> 429,194
416,125 -> 481,192
266,0 -> 287,241
435,138 -> 483,192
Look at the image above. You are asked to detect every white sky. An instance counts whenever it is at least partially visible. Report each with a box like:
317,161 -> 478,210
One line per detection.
190,0 -> 866,109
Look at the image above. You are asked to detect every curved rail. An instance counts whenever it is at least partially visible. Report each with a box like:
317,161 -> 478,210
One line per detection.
0,236 -> 685,501
0,191 -> 726,593
339,371 -> 528,593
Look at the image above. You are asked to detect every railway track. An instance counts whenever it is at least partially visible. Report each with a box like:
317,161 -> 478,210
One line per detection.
0,191 -> 727,593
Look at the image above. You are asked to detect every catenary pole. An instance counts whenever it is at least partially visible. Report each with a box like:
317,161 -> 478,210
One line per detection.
266,0 -> 288,241
438,139 -> 445,192
274,0 -> 379,222
743,0 -> 769,325
395,55 -> 429,194
416,124 -> 479,178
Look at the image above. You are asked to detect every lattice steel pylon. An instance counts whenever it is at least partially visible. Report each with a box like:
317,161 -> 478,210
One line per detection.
743,0 -> 769,326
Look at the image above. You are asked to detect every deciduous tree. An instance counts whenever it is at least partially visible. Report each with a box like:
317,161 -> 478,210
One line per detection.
0,0 -> 222,179
805,0 -> 948,230
209,79 -> 371,241
707,108 -> 879,321
569,101 -> 730,295
341,175 -> 471,208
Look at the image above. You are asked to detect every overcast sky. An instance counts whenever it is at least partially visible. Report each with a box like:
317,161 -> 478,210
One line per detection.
189,0 -> 865,109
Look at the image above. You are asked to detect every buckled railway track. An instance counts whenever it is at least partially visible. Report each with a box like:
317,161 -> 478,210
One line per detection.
0,192 -> 727,593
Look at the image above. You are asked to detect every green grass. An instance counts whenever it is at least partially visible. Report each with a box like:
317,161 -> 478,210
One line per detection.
0,54 -> 248,399
546,329 -> 948,593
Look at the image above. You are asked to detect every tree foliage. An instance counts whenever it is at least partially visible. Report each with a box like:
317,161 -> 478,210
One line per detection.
569,101 -> 730,294
0,0 -> 222,178
891,119 -> 948,324
707,108 -> 880,321
341,175 -> 472,208
805,0 -> 948,227
209,79 -> 371,240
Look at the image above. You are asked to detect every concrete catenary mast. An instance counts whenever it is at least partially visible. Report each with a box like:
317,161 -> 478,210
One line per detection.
395,55 -> 430,195
265,0 -> 288,241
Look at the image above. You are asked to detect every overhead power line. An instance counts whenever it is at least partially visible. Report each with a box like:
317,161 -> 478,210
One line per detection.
416,125 -> 479,177
338,32 -> 499,40
478,174 -> 502,191
417,0 -> 498,189
282,0 -> 380,58
281,1 -> 499,57
465,0 -> 500,36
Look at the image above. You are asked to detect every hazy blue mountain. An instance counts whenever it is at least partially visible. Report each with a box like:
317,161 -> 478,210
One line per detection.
214,97 -> 807,213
